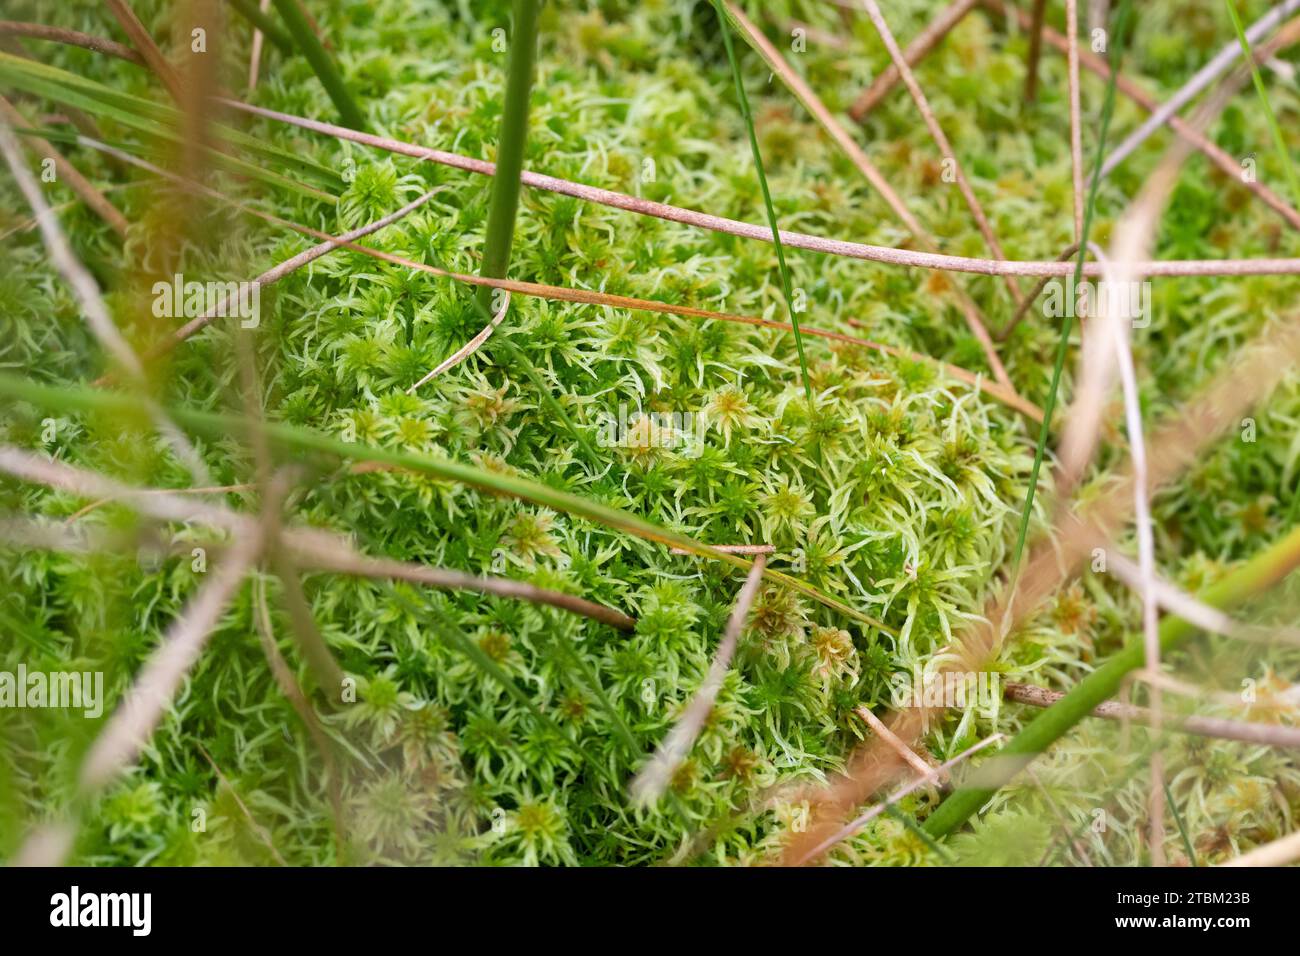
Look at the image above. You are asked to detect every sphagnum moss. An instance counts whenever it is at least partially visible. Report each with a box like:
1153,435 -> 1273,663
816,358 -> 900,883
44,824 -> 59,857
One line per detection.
0,0 -> 1298,868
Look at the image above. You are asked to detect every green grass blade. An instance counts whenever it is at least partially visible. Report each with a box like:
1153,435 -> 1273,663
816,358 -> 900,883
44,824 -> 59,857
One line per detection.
270,0 -> 366,131
15,120 -> 334,205
924,521 -> 1300,837
712,0 -> 813,405
1164,778 -> 1199,866
1009,0 -> 1134,573
0,51 -> 343,192
0,373 -> 891,634
1224,0 -> 1300,208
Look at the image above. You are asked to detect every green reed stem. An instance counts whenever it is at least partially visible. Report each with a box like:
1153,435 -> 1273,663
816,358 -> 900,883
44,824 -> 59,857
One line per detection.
478,0 -> 540,313
925,521 -> 1300,837
270,0 -> 365,131
227,0 -> 294,53
469,4 -> 596,458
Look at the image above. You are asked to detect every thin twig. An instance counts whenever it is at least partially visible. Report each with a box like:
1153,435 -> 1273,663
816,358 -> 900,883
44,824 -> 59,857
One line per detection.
476,0 -> 537,313
1091,241 -> 1164,864
1004,682 -> 1300,748
0,445 -> 638,632
407,291 -> 511,391
83,138 -> 1042,420
630,555 -> 766,805
1024,0 -> 1047,102
985,0 -> 1300,231
721,0 -> 1012,389
219,97 -> 1300,279
856,0 -> 1298,229
669,544 -> 776,555
247,0 -> 272,91
848,0 -> 980,120
1103,549 -> 1300,643
0,20 -> 146,64
0,118 -> 212,487
251,576 -> 346,852
789,733 -> 1004,864
1066,0 -> 1084,241
858,0 -> 1025,306
227,0 -> 294,52
1219,829 -> 1300,866
9,822 -> 78,868
196,742 -> 289,865
0,386 -> 892,632
295,546 -> 637,632
855,705 -> 934,778
105,0 -> 184,102
64,484 -> 255,524
156,183 -> 445,356
77,526 -> 266,793
1101,0 -> 1300,177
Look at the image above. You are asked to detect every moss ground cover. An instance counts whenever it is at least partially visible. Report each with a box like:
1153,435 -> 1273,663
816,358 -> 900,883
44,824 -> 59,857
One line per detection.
1,0 -> 1299,867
